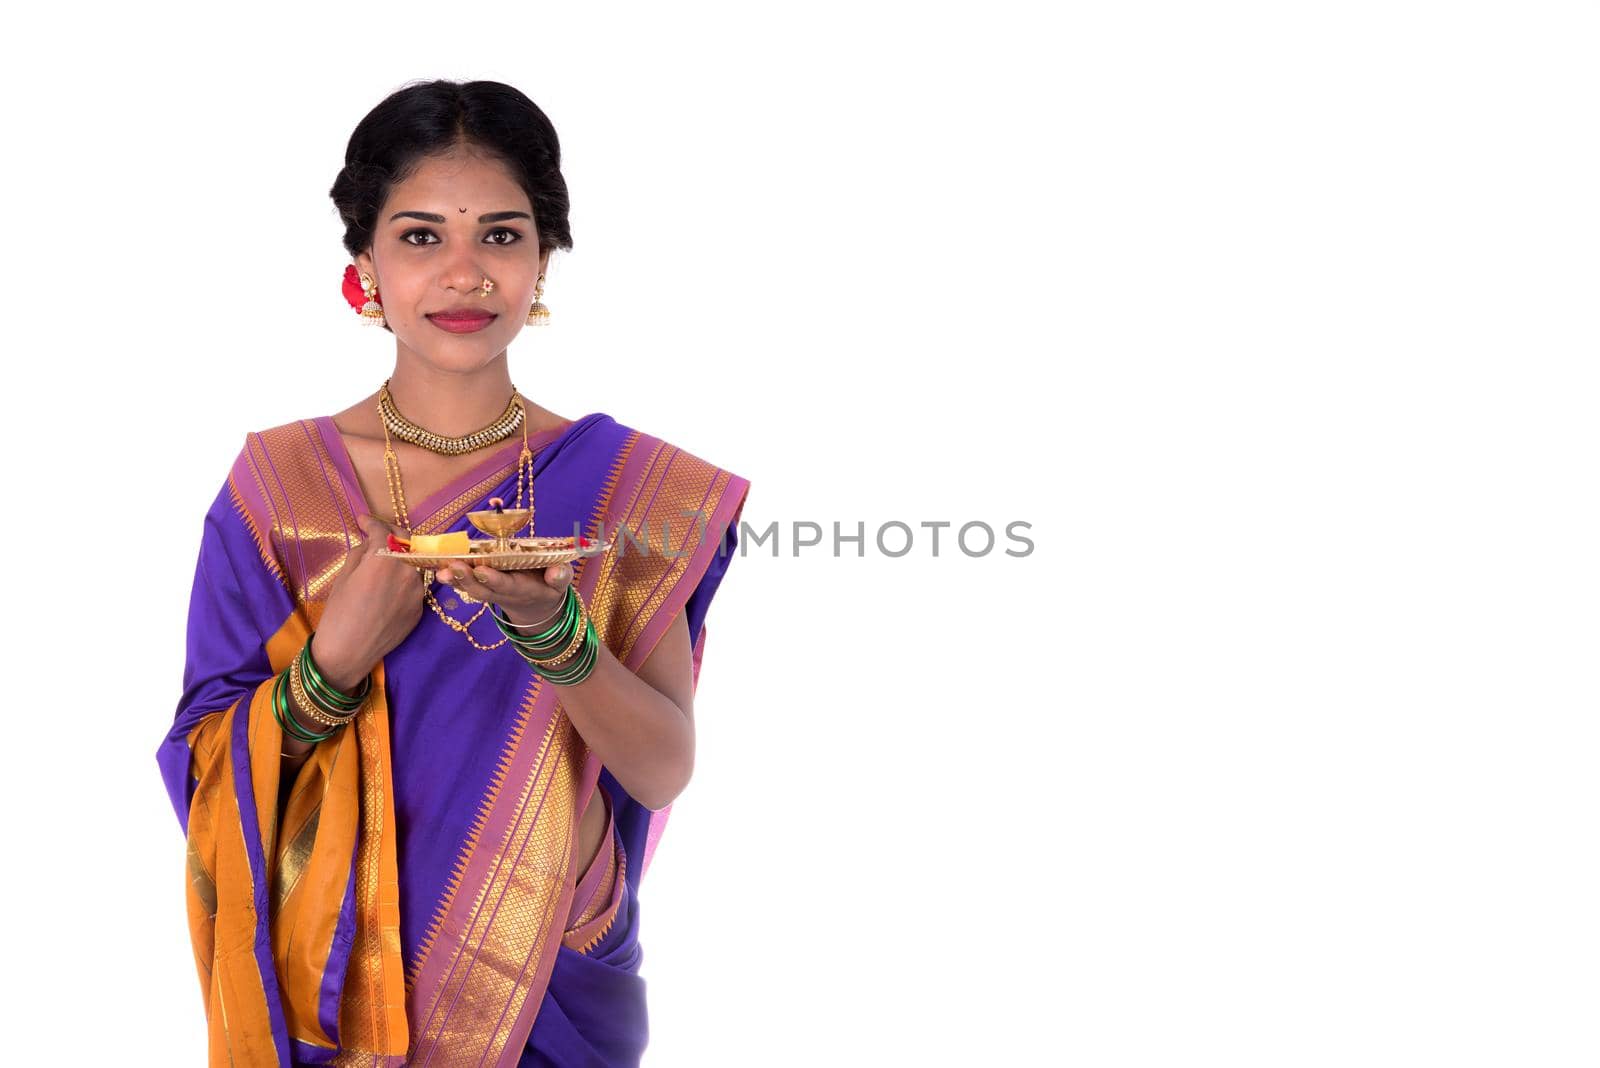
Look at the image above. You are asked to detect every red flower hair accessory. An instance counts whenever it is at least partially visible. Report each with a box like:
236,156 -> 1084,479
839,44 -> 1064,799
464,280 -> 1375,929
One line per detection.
342,264 -> 369,311
342,263 -> 388,326
342,264 -> 387,325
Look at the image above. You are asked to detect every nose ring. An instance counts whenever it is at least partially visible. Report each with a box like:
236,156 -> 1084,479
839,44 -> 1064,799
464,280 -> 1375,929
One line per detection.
479,277 -> 496,296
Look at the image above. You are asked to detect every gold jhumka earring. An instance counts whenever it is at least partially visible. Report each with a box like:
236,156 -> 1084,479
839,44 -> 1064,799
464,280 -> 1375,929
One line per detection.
358,271 -> 386,327
526,274 -> 550,325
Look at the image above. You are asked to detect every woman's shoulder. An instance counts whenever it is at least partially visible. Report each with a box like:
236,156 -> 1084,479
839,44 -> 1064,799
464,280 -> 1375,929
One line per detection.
220,414 -> 357,531
584,413 -> 752,525
222,413 -> 347,484
592,413 -> 749,482
214,413 -> 368,606
246,412 -> 338,439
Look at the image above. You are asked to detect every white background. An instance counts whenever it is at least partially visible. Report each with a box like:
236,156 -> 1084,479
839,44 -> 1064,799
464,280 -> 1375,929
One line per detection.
1,2 -> 1596,1065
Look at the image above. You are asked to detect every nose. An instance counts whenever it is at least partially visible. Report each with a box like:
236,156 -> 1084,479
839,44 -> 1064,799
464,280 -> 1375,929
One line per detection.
438,245 -> 489,296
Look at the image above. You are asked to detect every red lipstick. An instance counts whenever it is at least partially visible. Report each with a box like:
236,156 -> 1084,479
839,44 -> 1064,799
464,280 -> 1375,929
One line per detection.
426,309 -> 497,334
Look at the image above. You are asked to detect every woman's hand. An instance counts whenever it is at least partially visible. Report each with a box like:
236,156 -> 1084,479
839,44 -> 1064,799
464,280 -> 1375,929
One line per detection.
309,514 -> 427,691
436,558 -> 575,630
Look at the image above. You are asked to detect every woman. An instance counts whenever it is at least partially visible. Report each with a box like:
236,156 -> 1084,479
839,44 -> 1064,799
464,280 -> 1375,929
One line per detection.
155,80 -> 751,1067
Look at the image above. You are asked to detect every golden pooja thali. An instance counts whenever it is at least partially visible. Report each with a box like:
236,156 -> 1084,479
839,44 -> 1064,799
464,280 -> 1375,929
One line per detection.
376,496 -> 612,571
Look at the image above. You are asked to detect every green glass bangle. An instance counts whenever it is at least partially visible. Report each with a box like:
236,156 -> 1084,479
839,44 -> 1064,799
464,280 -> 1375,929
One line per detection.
497,622 -> 567,654
301,636 -> 369,697
287,680 -> 344,741
492,605 -> 564,647
500,585 -> 578,643
299,655 -> 364,703
544,636 -> 598,686
274,670 -> 337,743
519,588 -> 579,648
300,667 -> 365,714
277,672 -> 337,743
536,622 -> 600,685
299,675 -> 363,714
492,591 -> 579,655
514,607 -> 586,666
300,638 -> 370,708
279,669 -> 340,743
505,613 -> 574,671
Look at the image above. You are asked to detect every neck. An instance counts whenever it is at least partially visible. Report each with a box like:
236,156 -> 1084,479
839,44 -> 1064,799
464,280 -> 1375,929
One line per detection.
385,352 -> 519,436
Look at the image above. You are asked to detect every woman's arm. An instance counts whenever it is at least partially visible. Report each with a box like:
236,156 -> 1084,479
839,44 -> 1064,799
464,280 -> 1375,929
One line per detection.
526,604 -> 696,812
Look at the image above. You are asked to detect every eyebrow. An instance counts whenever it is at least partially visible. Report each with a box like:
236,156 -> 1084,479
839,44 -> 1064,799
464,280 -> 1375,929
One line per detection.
389,210 -> 533,224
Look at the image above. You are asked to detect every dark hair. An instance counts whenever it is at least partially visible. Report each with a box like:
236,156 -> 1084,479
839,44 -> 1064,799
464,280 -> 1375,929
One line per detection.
329,79 -> 573,262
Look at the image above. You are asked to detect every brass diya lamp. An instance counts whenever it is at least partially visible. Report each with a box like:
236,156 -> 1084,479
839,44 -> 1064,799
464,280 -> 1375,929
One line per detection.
466,496 -> 531,552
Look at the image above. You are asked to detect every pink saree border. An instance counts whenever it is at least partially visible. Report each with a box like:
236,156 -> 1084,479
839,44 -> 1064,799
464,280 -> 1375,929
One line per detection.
591,440 -> 750,882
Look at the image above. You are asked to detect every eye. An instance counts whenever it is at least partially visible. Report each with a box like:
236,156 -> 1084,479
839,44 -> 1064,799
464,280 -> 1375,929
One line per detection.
398,227 -> 521,247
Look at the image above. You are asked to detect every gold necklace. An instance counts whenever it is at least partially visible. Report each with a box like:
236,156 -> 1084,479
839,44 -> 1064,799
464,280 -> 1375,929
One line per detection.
379,378 -> 523,455
380,390 -> 537,651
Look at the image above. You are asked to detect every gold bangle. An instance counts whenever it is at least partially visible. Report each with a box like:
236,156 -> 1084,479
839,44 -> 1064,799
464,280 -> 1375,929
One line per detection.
526,591 -> 591,668
292,651 -> 363,721
289,655 -> 360,729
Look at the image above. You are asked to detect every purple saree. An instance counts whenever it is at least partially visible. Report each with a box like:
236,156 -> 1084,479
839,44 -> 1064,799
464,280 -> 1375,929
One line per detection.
157,411 -> 750,1066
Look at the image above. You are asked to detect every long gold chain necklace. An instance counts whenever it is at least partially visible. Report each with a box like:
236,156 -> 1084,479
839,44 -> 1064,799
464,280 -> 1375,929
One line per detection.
379,385 -> 537,651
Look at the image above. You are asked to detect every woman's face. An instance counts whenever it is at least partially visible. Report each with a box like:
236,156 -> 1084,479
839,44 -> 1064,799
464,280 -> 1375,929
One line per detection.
354,148 -> 550,373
